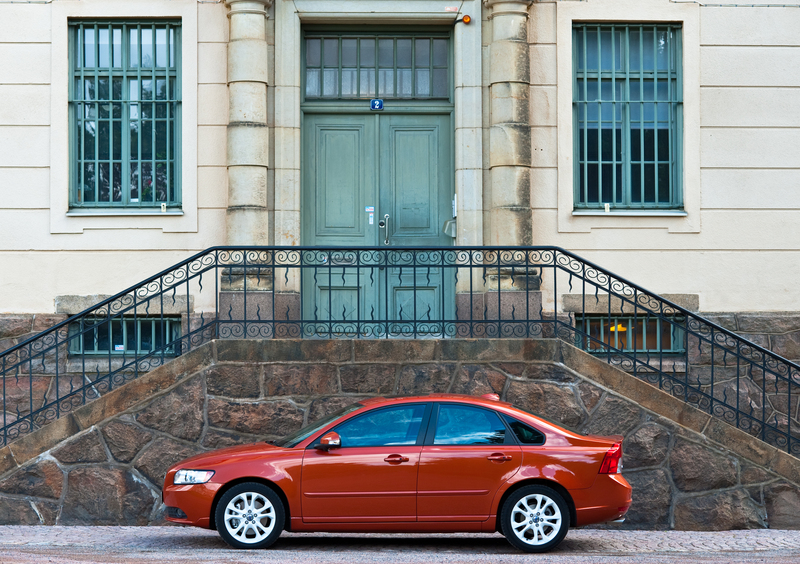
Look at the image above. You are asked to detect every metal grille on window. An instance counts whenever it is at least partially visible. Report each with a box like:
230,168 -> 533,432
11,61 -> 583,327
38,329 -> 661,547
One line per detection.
304,33 -> 450,100
70,22 -> 180,208
574,25 -> 682,209
69,317 -> 181,356
578,315 -> 686,354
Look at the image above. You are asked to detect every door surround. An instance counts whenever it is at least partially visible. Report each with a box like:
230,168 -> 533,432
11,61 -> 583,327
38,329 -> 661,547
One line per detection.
273,0 -> 484,260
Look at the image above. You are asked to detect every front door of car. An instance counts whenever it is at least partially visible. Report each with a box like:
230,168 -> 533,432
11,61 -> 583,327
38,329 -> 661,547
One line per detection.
301,403 -> 430,523
417,403 -> 522,522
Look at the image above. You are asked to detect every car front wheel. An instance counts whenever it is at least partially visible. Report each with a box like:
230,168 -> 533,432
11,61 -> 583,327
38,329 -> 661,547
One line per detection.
215,482 -> 285,549
500,485 -> 569,553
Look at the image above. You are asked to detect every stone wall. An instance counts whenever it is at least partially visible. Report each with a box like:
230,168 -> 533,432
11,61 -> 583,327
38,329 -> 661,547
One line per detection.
0,338 -> 798,529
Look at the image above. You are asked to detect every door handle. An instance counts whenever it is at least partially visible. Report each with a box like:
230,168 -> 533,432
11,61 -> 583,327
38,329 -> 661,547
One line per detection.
384,454 -> 409,463
378,213 -> 390,245
487,453 -> 512,462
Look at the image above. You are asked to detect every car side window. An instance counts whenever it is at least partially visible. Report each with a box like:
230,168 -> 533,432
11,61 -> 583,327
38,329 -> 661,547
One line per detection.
503,416 -> 546,445
333,404 -> 426,448
433,405 -> 506,445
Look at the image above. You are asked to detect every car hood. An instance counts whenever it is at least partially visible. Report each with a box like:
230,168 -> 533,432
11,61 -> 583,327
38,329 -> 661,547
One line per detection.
174,442 -> 286,469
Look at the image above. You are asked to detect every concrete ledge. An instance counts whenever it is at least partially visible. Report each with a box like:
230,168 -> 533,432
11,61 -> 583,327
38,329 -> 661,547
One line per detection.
562,293 -> 700,314
6,414 -> 80,467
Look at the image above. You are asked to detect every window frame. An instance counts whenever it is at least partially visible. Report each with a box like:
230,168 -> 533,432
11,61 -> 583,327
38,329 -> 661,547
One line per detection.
423,403 -> 516,447
68,20 -> 182,210
330,403 -> 432,448
67,315 -> 182,357
577,314 -> 687,356
572,23 -> 683,211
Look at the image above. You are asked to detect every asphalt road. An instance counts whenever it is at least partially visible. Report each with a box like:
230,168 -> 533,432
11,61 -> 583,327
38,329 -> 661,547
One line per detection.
1,527 -> 800,564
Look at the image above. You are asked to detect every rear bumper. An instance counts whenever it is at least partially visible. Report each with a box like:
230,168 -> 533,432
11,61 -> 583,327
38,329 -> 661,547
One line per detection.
572,473 -> 632,527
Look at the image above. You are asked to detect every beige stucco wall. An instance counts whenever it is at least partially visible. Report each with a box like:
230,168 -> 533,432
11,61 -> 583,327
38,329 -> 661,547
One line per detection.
0,0 -> 798,315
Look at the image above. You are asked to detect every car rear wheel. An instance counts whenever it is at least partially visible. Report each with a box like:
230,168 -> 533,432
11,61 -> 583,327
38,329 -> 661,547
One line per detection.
215,482 -> 284,549
500,485 -> 569,553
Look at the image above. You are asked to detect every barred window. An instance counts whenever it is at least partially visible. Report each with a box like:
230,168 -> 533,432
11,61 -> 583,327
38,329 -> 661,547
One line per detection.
579,315 -> 685,355
574,24 -> 682,209
69,21 -> 181,208
304,31 -> 451,100
69,317 -> 181,356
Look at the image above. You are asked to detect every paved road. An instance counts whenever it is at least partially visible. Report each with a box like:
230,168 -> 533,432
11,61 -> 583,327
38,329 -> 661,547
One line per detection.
1,527 -> 800,564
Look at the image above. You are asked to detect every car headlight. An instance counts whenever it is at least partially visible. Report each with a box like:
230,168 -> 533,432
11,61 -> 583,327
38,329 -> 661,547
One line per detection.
173,469 -> 215,485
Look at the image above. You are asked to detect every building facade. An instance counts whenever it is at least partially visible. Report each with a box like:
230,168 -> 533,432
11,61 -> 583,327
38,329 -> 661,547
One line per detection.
1,0 -> 799,320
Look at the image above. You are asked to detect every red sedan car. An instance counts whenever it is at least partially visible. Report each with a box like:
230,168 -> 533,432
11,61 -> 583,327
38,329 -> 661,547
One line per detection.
163,393 -> 631,553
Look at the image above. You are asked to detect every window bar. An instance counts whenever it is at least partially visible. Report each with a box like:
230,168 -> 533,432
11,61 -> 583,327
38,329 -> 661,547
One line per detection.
581,27 -> 588,206
611,26 -> 617,205
653,26 -> 659,202
93,24 -> 100,206
136,25 -> 143,207
166,24 -> 171,205
595,27 -> 602,205
623,26 -> 631,207
151,24 -> 157,205
668,29 -> 674,207
638,26 -> 645,205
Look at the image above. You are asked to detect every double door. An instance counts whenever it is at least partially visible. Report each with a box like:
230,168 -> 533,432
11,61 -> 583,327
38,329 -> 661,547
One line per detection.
302,113 -> 455,335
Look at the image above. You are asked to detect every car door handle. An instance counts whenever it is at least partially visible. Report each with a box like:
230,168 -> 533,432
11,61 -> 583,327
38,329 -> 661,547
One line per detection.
487,453 -> 512,462
384,454 -> 409,463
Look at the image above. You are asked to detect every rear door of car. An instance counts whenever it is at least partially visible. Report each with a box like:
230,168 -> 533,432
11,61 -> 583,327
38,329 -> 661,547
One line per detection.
301,402 -> 431,523
417,402 -> 522,522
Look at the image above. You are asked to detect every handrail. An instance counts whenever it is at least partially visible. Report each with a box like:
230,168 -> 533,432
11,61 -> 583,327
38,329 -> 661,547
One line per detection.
1,246 -> 797,457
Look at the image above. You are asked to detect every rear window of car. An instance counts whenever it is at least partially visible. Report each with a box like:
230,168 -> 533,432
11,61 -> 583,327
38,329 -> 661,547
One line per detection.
503,415 -> 546,445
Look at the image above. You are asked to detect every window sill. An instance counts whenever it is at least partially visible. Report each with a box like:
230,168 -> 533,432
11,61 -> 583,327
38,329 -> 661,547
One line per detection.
66,210 -> 184,217
572,210 -> 687,217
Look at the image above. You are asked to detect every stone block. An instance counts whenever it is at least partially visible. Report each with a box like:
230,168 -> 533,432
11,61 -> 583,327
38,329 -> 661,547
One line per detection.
7,415 -> 80,467
397,364 -> 456,395
52,429 -> 107,464
439,339 -> 553,362
353,340 -> 436,363
529,1 -> 556,44
198,42 -> 227,84
339,365 -> 397,395
673,489 -> 764,531
561,293 -> 700,315
61,467 -> 156,525
229,81 -> 267,124
55,294 -> 193,316
101,420 -> 153,464
0,459 -> 63,499
265,364 -> 337,396
2,375 -> 49,417
489,207 -> 534,246
205,364 -> 261,398
308,397 -> 358,424
0,316 -> 32,339
490,166 -> 531,209
578,382 -> 603,412
530,85 -> 557,127
135,377 -> 204,442
489,41 -> 530,85
770,331 -> 800,361
202,429 -> 258,450
740,463 -> 774,485
490,124 -> 531,167
228,39 -> 269,84
134,437 -> 202,488
216,339 -> 351,363
765,481 -> 800,530
506,381 -> 584,430
738,313 -> 800,335
484,291 -> 543,326
669,438 -> 737,492
620,469 -> 671,529
207,399 -> 303,436
491,82 -> 530,125
529,44 -> 556,86
0,497 -> 42,525
698,313 -> 738,331
768,451 -> 800,487
584,396 -> 643,437
450,365 -> 507,397
624,423 -> 671,470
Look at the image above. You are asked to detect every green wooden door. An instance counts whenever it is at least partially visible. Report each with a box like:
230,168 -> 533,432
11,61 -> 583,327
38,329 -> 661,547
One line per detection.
302,113 -> 454,335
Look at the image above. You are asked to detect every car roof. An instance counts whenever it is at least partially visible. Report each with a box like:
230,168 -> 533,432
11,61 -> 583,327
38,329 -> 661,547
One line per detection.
358,393 -> 512,409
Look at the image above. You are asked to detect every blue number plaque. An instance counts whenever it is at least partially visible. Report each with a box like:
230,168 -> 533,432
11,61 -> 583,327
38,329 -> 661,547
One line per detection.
370,99 -> 384,111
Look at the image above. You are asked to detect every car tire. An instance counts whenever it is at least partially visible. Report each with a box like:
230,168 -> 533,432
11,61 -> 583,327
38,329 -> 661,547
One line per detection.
215,482 -> 285,549
500,485 -> 570,553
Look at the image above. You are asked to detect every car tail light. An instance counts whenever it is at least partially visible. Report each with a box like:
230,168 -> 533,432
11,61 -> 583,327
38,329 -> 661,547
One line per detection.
598,442 -> 622,474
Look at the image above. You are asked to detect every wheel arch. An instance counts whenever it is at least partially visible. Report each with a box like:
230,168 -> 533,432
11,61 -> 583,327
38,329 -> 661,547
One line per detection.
494,479 -> 577,532
209,477 -> 292,532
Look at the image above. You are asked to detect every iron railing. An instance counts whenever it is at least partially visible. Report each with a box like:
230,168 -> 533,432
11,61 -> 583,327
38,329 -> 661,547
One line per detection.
1,246 -> 798,456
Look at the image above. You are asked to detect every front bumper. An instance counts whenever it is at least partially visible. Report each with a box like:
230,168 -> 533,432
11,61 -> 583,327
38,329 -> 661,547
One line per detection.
162,482 -> 222,529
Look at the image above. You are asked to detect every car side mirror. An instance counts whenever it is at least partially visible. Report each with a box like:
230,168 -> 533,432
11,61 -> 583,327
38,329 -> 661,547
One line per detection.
315,431 -> 341,451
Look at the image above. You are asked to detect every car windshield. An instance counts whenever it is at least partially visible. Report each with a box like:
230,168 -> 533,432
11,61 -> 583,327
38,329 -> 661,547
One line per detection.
271,402 -> 363,448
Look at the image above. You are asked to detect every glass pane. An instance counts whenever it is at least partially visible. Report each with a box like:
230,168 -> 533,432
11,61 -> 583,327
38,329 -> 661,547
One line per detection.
629,28 -> 641,71
156,28 -> 167,67
98,163 -> 110,202
378,69 -> 393,97
140,320 -> 153,351
125,320 -> 137,351
142,79 -> 153,101
341,39 -> 357,67
415,69 -> 430,96
643,29 -> 655,70
129,28 -> 139,68
415,39 -> 429,67
600,30 -> 613,70
505,417 -> 545,445
98,28 -> 110,68
644,164 -> 655,201
360,38 -> 375,67
130,163 -> 139,202
434,405 -> 506,445
142,121 -> 152,159
658,129 -> 670,161
306,39 -> 321,67
397,39 -> 412,67
432,68 -> 447,97
83,163 -> 96,202
170,28 -> 175,68
98,121 -> 109,160
83,28 -> 95,67
306,69 -> 320,97
141,27 -> 153,68
323,38 -> 338,67
156,163 -> 167,201
378,39 -> 393,67
113,162 -> 122,202
323,68 -> 338,97
433,39 -> 447,66
335,405 -> 426,447
658,163 -> 670,202
141,162 -> 153,202
341,68 -> 356,97
360,68 -> 375,98
397,69 -> 412,97
113,120 -> 121,160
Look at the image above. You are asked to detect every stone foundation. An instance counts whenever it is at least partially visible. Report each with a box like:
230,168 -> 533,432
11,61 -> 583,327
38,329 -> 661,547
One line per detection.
0,338 -> 798,529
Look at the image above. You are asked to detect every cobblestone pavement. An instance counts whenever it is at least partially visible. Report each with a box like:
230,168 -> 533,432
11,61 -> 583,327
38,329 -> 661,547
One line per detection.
1,527 -> 800,564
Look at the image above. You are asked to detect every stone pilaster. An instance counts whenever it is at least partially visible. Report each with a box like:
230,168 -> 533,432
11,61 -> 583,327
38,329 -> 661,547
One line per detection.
485,0 -> 532,246
224,0 -> 272,246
